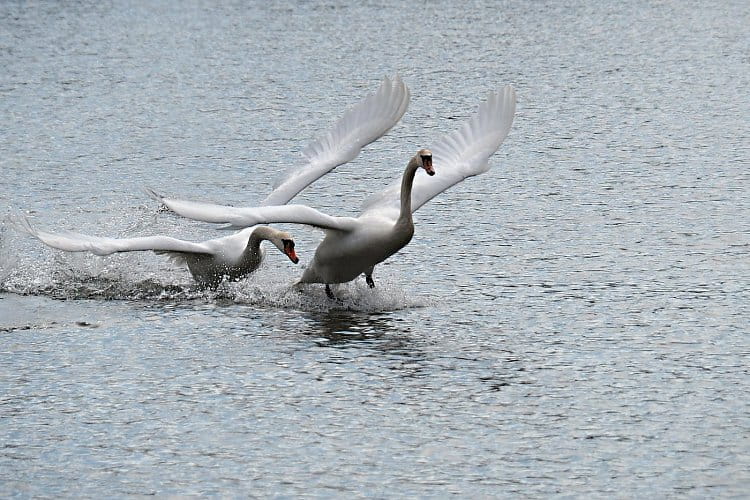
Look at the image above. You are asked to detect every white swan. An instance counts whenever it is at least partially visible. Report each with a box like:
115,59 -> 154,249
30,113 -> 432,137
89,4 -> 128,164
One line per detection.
10,217 -> 298,288
148,85 -> 516,296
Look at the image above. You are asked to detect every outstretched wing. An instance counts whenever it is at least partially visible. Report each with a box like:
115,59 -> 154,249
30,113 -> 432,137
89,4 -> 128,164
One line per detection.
145,190 -> 359,232
11,216 -> 213,257
261,75 -> 410,206
361,85 -> 516,217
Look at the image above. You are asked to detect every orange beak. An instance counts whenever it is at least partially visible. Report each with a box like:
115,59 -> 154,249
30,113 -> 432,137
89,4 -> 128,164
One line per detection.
423,156 -> 435,176
284,241 -> 299,264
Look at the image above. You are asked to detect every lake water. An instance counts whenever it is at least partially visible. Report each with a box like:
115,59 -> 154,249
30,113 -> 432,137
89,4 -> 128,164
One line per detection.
1,0 -> 749,497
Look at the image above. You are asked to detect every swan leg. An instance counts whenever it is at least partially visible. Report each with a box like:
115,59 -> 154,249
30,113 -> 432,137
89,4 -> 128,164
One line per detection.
364,267 -> 375,288
365,274 -> 375,288
325,284 -> 335,299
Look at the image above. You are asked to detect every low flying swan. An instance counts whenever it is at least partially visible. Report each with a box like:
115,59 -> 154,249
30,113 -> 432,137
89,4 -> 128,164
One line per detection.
11,217 -> 299,288
148,85 -> 516,297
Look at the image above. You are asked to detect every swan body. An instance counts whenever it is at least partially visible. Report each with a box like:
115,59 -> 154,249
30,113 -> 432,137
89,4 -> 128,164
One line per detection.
11,217 -> 298,288
147,85 -> 516,293
298,150 -> 432,286
303,213 -> 413,285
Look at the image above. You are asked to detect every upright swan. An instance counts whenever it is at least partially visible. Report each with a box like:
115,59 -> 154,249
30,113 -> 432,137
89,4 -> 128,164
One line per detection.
148,85 -> 517,295
11,217 -> 298,288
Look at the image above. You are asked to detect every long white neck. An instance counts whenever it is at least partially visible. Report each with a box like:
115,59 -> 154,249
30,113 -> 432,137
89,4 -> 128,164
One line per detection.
246,228 -> 264,251
397,156 -> 421,225
243,227 -> 277,267
247,226 -> 279,251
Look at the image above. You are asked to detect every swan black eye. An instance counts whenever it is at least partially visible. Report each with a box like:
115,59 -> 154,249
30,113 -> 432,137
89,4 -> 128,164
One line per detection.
282,239 -> 294,249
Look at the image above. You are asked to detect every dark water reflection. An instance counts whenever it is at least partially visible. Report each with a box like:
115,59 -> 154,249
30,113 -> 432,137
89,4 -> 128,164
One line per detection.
302,310 -> 404,343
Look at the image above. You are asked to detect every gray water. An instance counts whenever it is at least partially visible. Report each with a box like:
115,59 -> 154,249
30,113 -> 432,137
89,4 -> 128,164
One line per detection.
1,0 -> 749,497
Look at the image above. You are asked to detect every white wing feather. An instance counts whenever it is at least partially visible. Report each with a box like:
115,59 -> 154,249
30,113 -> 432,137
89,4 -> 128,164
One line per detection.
11,216 -> 213,256
361,85 -> 516,217
261,75 -> 410,206
145,190 -> 358,232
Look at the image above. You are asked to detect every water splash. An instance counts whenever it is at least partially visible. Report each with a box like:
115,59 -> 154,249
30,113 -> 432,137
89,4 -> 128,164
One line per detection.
0,225 -> 427,312
226,276 -> 426,312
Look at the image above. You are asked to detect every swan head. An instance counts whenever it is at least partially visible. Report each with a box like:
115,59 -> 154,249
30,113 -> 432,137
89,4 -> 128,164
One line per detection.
276,234 -> 299,264
417,148 -> 434,176
256,227 -> 299,264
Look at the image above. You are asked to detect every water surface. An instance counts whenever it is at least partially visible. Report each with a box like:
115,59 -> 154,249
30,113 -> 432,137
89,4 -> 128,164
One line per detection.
1,0 -> 748,497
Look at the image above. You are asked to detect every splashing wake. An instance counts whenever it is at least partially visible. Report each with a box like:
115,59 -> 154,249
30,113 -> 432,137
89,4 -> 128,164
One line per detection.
1,225 -> 427,312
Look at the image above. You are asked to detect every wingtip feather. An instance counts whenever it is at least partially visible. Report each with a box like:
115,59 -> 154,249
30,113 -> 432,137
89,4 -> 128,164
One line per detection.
362,83 -> 516,217
7,214 -> 33,237
268,74 -> 410,206
143,186 -> 164,203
